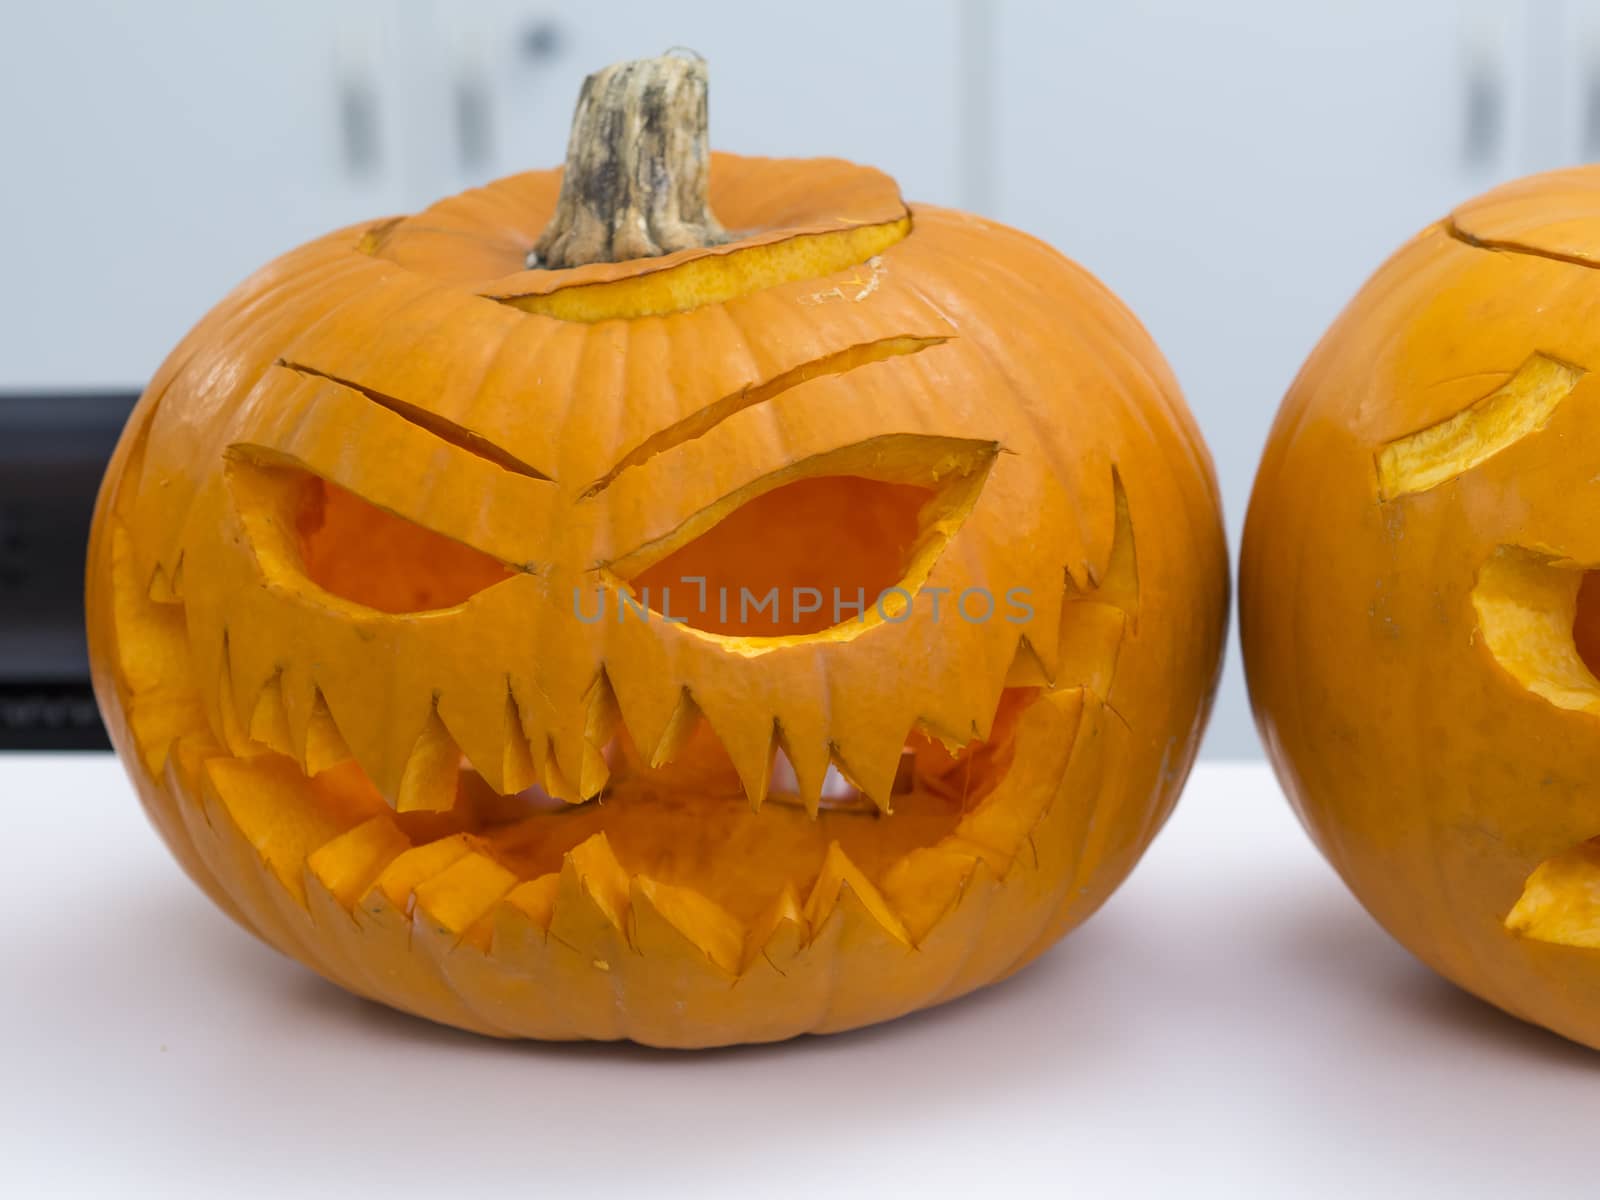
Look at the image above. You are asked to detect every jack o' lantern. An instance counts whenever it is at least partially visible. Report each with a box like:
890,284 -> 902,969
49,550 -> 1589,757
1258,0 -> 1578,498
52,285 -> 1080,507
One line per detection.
1243,165 -> 1600,1048
88,54 -> 1227,1046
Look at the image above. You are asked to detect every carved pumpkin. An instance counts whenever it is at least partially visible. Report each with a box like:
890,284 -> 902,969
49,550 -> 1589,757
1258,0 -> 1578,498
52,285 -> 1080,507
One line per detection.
88,55 -> 1227,1046
1243,165 -> 1600,1048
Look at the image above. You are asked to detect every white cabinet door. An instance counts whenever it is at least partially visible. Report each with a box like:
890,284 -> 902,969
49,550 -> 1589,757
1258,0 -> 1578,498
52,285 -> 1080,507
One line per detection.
0,0 -> 410,388
990,0 -> 1529,755
992,0 -> 1525,499
412,1 -> 970,212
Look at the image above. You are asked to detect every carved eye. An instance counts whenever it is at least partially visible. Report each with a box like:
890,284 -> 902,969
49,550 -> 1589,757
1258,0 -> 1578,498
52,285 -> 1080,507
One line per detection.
1575,571 -> 1600,678
235,462 -> 515,614
619,444 -> 993,638
1474,547 -> 1600,714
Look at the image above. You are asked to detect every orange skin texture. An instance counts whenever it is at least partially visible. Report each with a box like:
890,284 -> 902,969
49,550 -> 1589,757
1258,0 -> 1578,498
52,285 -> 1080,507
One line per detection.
88,153 -> 1227,1046
1242,165 -> 1600,1049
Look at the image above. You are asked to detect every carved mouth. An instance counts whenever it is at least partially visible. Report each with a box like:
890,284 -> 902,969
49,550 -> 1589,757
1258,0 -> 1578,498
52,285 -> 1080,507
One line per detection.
229,683 -> 1042,939
1474,548 -> 1600,947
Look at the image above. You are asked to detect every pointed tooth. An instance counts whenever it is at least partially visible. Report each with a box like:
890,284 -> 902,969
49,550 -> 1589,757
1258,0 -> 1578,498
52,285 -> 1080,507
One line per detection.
824,670 -> 924,814
498,689 -> 541,795
494,873 -> 561,943
579,670 -> 621,799
540,734 -> 582,804
395,704 -> 461,813
545,716 -> 591,805
362,834 -> 475,914
147,553 -> 184,603
880,846 -> 986,944
412,851 -> 519,946
226,622 -> 281,731
773,726 -> 830,816
437,682 -> 520,796
955,686 -> 1085,861
549,833 -> 632,963
302,689 -> 354,775
562,833 -> 630,926
629,877 -> 744,975
315,666 -> 431,805
202,754 -> 347,906
742,883 -> 805,973
1097,468 -> 1139,614
1014,566 -> 1068,682
109,522 -> 190,693
1055,600 -> 1126,700
248,672 -> 296,758
612,677 -> 700,770
305,814 -> 412,913
1068,457 -> 1118,593
913,854 -> 1000,965
803,842 -> 910,947
127,690 -> 208,779
828,739 -> 904,816
1003,634 -> 1056,689
696,695 -> 774,810
275,663 -> 318,761
214,637 -> 257,757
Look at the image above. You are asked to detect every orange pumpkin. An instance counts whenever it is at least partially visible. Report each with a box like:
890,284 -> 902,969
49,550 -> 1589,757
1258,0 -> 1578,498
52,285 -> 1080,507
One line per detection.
1243,165 -> 1600,1048
88,55 -> 1227,1046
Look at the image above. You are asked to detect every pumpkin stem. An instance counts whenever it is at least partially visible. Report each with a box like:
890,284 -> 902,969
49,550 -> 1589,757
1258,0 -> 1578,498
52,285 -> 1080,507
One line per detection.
529,52 -> 727,269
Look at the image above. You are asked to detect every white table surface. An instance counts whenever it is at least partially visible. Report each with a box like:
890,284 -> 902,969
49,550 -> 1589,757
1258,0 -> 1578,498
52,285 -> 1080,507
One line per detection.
4,755 -> 1598,1199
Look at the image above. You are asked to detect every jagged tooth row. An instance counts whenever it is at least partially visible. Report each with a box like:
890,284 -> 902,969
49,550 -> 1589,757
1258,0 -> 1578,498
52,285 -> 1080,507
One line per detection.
230,663 -> 544,814
175,685 -> 1097,1044
599,616 -> 1071,821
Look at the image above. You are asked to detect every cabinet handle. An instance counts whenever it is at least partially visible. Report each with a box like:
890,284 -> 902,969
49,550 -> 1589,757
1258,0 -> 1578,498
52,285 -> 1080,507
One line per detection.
1585,58 -> 1600,161
455,70 -> 493,175
1462,57 -> 1501,167
338,75 -> 381,178
519,20 -> 563,63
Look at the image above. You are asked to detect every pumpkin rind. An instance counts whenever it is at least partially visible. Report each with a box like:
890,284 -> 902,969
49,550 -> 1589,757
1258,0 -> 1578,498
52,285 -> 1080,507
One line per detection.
88,151 -> 1227,1046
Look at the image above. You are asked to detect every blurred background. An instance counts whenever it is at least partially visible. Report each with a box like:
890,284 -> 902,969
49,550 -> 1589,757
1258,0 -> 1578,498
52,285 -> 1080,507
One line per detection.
0,0 -> 1589,755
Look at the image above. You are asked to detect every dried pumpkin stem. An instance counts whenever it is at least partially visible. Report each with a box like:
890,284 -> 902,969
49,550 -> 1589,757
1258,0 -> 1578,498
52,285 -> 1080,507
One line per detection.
529,52 -> 727,269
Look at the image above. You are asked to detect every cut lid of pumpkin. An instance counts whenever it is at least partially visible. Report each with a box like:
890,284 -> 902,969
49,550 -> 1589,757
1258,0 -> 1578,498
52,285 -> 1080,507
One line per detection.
364,54 -> 911,319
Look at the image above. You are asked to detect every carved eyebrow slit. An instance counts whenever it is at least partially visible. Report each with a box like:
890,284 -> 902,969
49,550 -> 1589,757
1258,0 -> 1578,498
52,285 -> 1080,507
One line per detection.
275,360 -> 556,482
581,333 -> 950,499
1375,352 -> 1586,501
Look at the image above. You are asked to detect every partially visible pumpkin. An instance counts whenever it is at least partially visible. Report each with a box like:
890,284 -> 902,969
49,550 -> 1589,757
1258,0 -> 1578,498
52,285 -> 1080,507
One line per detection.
1243,165 -> 1600,1049
89,54 -> 1227,1046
